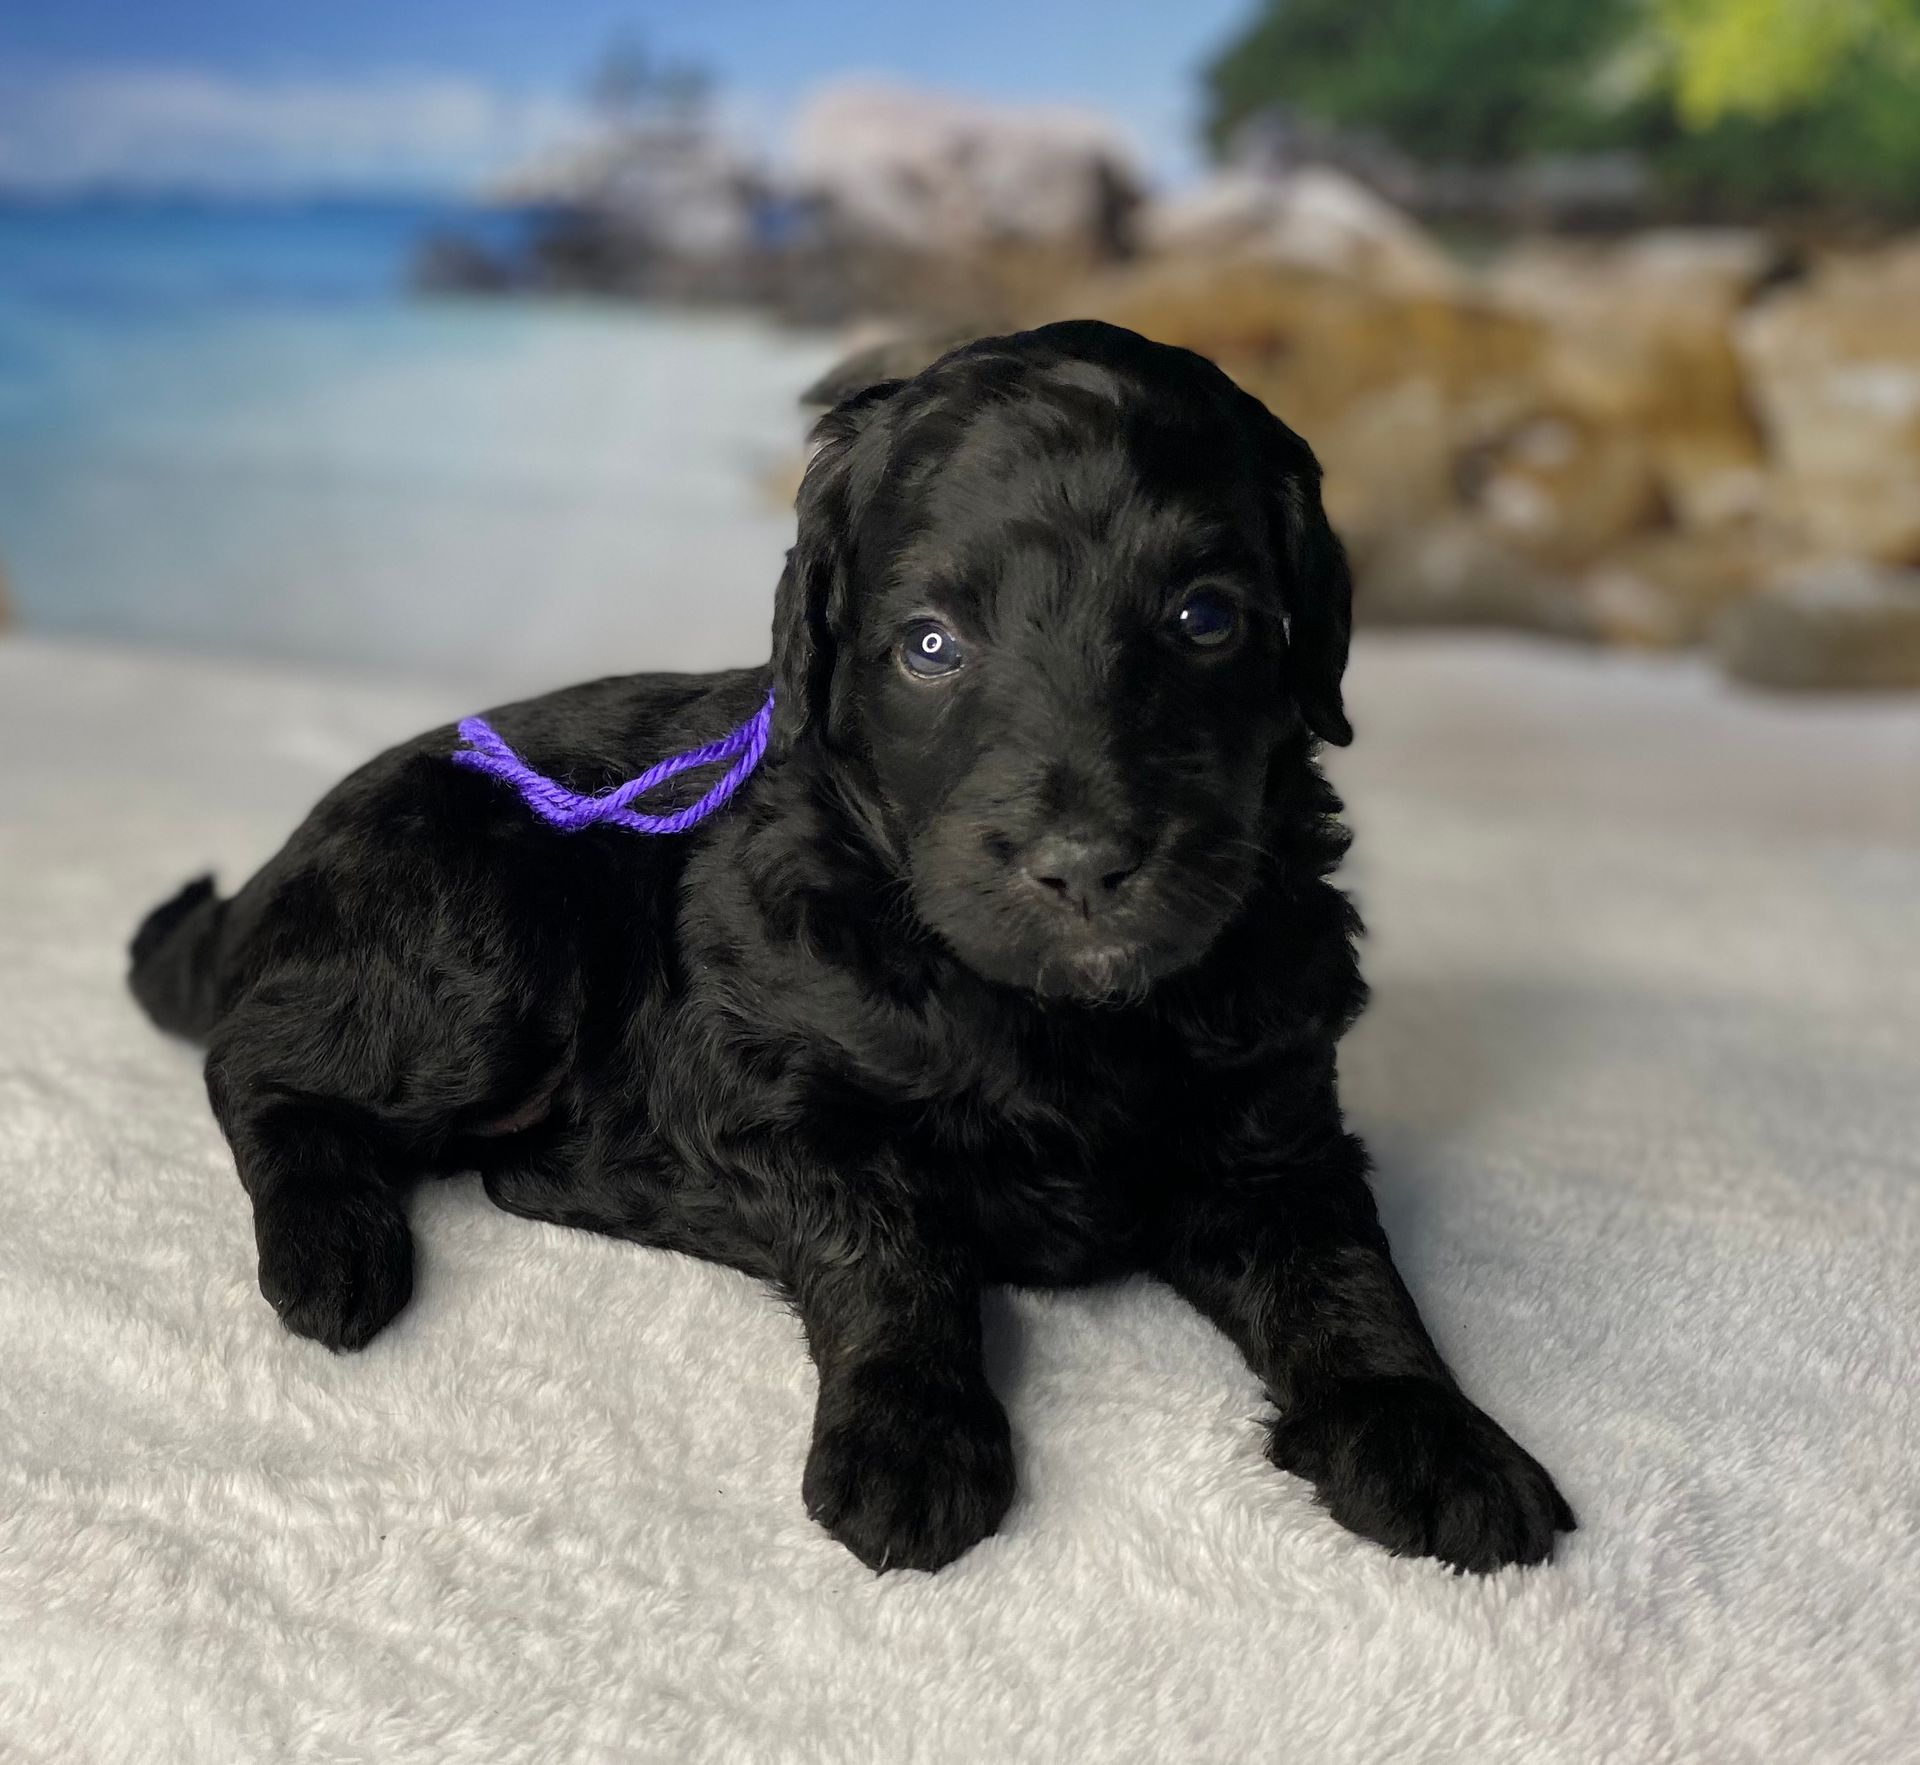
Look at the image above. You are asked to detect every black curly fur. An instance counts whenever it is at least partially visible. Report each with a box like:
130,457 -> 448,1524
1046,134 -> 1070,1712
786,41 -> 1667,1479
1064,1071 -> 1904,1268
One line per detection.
130,321 -> 1572,1575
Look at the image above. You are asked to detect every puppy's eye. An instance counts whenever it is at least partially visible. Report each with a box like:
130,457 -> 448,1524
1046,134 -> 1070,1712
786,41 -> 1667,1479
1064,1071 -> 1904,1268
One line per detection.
1174,588 -> 1239,650
899,620 -> 965,680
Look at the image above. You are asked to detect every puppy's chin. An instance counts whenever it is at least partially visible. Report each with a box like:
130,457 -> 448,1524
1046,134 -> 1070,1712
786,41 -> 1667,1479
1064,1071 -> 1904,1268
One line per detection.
1030,940 -> 1157,1006
933,921 -> 1191,1007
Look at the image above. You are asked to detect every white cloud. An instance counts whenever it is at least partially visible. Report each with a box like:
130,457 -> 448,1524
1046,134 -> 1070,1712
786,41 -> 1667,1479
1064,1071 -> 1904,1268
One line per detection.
0,64 -> 599,195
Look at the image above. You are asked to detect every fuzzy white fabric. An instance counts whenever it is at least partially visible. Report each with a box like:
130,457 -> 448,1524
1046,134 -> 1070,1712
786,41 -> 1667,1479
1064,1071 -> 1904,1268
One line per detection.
2,633 -> 1917,1765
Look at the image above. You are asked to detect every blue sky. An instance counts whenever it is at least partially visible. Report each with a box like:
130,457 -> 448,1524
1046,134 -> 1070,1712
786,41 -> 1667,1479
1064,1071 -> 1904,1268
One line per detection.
0,0 -> 1251,193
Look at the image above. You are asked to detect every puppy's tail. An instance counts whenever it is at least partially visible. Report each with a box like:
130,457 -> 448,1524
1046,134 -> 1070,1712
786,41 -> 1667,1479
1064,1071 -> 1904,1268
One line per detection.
128,875 -> 230,1042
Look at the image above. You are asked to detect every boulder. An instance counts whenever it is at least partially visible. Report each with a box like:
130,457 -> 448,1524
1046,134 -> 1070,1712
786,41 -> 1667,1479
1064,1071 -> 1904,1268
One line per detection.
1487,229 -> 1795,332
1715,561 -> 1920,691
496,126 -> 767,260
1486,232 -> 1779,528
791,84 -> 1141,257
1067,257 -> 1544,443
1577,529 -> 1775,649
1312,379 -> 1459,567
1464,417 -> 1667,566
1355,518 -> 1588,637
1140,169 -> 1461,295
1735,244 -> 1920,565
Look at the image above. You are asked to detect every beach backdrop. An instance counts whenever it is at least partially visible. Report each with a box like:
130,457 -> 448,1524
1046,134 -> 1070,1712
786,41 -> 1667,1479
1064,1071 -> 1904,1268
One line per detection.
6,2 -> 1920,695
0,197 -> 836,693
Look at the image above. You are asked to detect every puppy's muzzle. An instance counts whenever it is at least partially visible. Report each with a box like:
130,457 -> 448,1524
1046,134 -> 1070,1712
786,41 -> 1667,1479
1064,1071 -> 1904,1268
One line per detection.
1018,829 -> 1148,922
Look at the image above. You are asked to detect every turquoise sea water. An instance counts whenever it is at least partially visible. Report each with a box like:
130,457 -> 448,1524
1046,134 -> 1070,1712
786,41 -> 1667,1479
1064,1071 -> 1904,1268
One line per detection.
0,199 -> 835,689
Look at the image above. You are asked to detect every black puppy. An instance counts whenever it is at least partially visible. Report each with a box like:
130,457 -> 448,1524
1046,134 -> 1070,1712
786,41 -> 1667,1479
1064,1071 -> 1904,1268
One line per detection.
131,320 -> 1573,1575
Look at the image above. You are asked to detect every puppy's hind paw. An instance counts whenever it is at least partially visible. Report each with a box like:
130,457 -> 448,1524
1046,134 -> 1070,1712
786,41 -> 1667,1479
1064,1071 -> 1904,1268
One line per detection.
803,1363 -> 1015,1573
1268,1376 -> 1575,1574
253,1183 -> 414,1353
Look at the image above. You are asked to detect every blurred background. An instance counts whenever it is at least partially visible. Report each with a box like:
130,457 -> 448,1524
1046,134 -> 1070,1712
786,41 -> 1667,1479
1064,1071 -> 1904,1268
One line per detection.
2,0 -> 1919,698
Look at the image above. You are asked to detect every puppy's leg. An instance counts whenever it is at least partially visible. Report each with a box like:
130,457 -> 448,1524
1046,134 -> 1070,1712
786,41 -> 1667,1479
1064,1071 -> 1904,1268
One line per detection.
787,1187 -> 1014,1574
206,984 -> 546,1352
1155,1123 -> 1574,1573
212,1082 -> 413,1353
490,1139 -> 1013,1571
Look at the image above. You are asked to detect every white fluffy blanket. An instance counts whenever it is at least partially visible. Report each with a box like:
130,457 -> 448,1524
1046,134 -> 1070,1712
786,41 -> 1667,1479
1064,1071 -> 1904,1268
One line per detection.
2,634 -> 1916,1764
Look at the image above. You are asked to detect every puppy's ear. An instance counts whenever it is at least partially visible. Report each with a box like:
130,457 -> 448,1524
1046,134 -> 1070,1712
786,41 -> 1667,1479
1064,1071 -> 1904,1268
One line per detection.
1250,404 -> 1354,748
1275,460 -> 1355,747
770,379 -> 905,753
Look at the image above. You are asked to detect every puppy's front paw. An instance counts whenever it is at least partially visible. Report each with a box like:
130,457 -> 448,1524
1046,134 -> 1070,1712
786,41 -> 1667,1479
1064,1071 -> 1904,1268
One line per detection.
253,1182 -> 413,1352
803,1362 -> 1015,1573
1268,1376 -> 1575,1574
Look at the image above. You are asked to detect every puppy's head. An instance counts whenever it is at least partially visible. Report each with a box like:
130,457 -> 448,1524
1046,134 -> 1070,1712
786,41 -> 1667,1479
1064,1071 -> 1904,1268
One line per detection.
772,320 -> 1352,1004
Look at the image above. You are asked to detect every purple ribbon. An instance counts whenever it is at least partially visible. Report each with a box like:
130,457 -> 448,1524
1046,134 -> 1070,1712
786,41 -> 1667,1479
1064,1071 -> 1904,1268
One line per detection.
452,691 -> 774,835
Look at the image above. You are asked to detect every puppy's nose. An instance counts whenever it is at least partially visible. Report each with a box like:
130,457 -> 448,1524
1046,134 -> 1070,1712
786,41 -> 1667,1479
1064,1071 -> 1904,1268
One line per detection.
1021,831 -> 1146,919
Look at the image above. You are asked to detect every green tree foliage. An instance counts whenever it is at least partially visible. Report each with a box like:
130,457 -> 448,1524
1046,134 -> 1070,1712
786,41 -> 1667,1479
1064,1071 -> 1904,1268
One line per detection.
1651,0 -> 1919,123
1204,0 -> 1920,218
1205,0 -> 1633,164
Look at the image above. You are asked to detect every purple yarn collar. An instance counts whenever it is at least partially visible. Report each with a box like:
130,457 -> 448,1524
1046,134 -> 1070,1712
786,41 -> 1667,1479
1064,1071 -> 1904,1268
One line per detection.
452,691 -> 774,835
